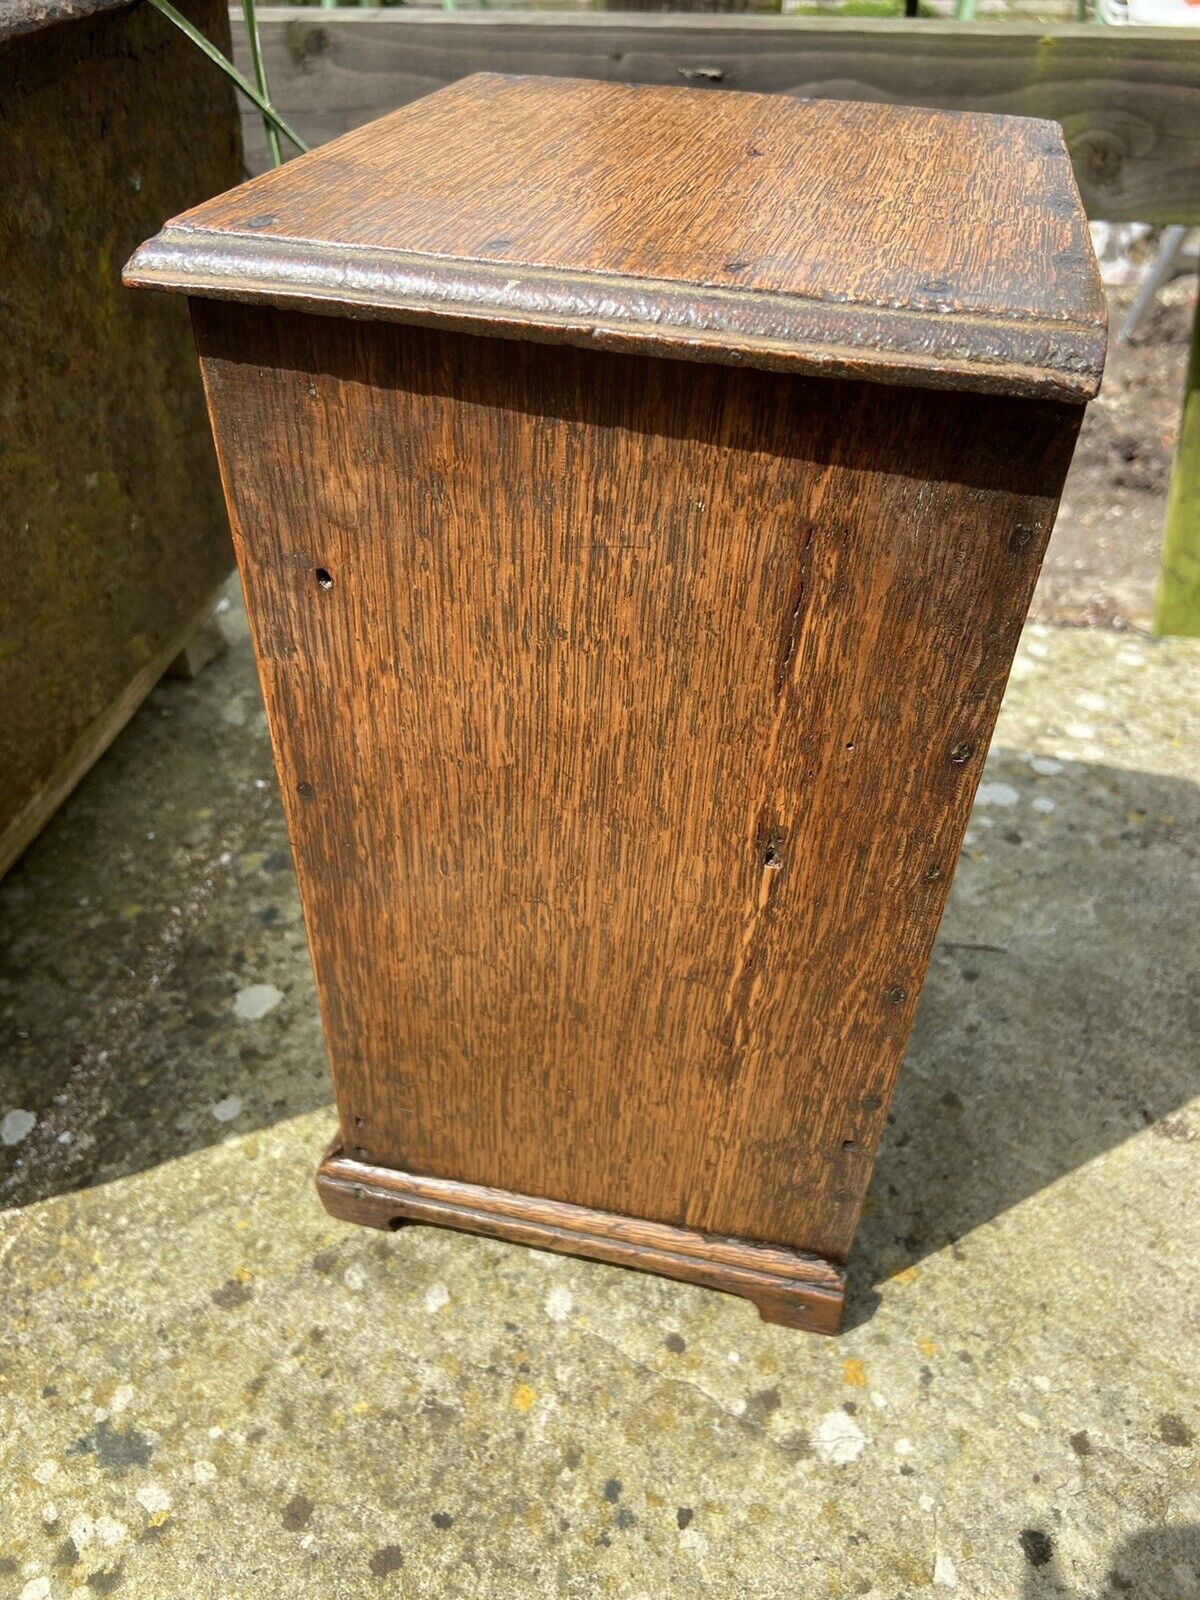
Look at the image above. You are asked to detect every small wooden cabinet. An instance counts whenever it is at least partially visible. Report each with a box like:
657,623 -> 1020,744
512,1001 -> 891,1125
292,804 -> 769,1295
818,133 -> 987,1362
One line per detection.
128,75 -> 1105,1332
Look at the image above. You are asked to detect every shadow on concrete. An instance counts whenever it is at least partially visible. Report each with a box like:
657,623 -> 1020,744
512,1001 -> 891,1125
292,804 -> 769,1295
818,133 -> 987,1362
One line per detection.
0,594 -> 335,1214
846,745 -> 1199,1328
1019,1521 -> 1200,1598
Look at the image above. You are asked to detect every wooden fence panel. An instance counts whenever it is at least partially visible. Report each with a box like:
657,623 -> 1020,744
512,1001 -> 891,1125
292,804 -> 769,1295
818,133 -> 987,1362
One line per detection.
233,10 -> 1200,222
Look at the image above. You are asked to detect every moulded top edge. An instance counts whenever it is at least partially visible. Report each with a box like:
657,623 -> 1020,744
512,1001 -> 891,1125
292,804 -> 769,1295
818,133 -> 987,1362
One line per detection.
124,74 -> 1107,402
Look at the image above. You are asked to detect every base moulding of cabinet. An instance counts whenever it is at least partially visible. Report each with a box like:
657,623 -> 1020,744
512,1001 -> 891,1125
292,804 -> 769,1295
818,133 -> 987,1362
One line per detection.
316,1140 -> 847,1335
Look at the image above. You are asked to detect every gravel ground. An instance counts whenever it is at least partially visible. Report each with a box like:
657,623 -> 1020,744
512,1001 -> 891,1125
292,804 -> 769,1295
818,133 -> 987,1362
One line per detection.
1035,277 -> 1196,631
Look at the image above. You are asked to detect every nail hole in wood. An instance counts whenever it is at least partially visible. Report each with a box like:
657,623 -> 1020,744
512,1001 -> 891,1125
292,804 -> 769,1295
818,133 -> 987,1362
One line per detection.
315,567 -> 334,590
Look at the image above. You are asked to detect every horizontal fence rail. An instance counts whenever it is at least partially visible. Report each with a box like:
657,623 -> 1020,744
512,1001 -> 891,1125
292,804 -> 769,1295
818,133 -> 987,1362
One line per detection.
232,10 -> 1200,223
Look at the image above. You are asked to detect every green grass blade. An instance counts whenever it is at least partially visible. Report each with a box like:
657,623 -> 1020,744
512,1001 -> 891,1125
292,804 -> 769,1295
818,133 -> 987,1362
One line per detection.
146,0 -> 308,155
240,0 -> 282,167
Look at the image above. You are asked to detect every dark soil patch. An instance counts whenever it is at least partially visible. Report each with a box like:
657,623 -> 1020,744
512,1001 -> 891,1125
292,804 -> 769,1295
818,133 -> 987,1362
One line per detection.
1034,277 -> 1195,630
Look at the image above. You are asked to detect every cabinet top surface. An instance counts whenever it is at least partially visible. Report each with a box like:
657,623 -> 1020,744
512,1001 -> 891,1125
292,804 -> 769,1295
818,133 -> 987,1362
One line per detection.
126,73 -> 1106,400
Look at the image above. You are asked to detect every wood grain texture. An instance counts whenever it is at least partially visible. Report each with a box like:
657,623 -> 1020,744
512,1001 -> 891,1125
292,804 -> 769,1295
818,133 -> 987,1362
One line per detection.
0,0 -> 239,875
192,301 -> 1083,1273
318,1143 -> 846,1333
232,11 -> 1200,226
128,75 -> 1104,404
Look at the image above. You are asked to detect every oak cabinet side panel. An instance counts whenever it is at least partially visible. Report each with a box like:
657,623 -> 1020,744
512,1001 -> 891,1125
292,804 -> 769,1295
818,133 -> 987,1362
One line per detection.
193,301 -> 1080,1262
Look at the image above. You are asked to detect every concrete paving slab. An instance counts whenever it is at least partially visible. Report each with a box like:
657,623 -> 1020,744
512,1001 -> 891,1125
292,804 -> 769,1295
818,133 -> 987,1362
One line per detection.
1,594 -> 1198,1599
